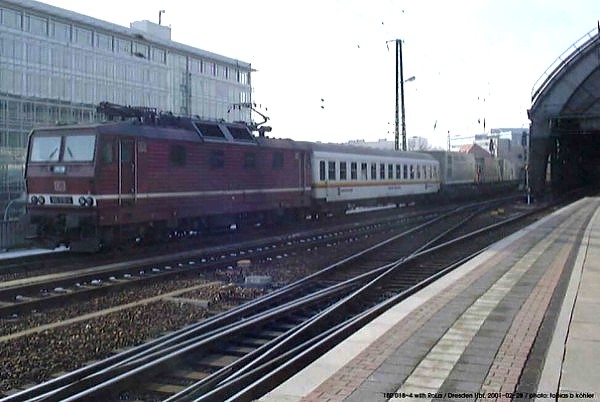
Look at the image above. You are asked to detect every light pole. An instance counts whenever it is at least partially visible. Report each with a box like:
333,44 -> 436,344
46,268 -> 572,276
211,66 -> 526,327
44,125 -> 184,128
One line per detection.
387,39 -> 414,151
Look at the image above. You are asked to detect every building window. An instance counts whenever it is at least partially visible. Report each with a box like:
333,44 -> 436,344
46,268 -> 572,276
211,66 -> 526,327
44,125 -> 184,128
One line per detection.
210,150 -> 224,168
340,162 -> 347,180
151,47 -> 166,63
1,7 -> 21,29
96,32 -> 112,51
328,161 -> 336,181
115,37 -> 131,54
74,27 -> 92,46
133,42 -> 149,59
26,14 -> 47,36
169,144 -> 186,166
272,152 -> 284,169
51,21 -> 70,42
244,152 -> 256,168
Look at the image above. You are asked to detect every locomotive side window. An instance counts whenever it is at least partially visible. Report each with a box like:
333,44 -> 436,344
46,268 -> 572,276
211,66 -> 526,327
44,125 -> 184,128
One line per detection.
319,161 -> 326,181
30,136 -> 61,162
120,141 -> 133,163
272,152 -> 284,169
244,152 -> 256,168
64,135 -> 95,162
350,162 -> 357,180
210,150 -> 224,168
101,141 -> 113,164
169,145 -> 186,167
339,162 -> 347,180
328,161 -> 336,181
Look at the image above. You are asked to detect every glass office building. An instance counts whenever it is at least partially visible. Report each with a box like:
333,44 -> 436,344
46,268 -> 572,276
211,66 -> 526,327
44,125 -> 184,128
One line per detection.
0,0 -> 252,215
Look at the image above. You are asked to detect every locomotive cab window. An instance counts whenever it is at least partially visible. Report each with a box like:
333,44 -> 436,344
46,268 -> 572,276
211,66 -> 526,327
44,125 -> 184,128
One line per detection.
30,136 -> 61,162
244,152 -> 256,168
210,150 -> 224,168
272,152 -> 284,169
120,141 -> 133,163
169,144 -> 186,167
101,141 -> 113,164
63,135 -> 95,162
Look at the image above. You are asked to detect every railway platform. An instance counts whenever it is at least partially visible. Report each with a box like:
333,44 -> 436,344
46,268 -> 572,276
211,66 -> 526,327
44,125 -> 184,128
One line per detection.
261,196 -> 600,402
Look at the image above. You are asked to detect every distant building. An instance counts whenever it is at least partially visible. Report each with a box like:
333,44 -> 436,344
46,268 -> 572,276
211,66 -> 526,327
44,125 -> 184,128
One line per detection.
0,0 -> 252,213
346,136 -> 431,151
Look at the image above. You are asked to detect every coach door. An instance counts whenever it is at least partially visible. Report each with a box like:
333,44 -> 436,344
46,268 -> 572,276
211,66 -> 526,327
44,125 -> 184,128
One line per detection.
118,139 -> 136,204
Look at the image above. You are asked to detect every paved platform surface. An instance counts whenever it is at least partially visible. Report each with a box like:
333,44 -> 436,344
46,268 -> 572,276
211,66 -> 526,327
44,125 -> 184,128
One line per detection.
261,197 -> 600,402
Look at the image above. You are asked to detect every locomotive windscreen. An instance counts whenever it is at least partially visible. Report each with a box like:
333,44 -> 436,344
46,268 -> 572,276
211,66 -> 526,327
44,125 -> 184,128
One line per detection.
30,134 -> 96,162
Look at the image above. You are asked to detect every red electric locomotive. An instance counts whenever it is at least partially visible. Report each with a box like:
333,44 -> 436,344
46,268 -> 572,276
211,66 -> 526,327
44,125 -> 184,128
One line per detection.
25,104 -> 311,251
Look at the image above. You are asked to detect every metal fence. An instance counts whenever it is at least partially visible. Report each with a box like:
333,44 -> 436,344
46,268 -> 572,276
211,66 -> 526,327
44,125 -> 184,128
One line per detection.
0,220 -> 33,251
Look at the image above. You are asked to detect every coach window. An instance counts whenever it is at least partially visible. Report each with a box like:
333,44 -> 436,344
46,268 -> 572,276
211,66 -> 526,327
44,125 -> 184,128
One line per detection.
351,162 -> 357,180
319,161 -> 326,181
388,164 -> 394,180
370,163 -> 377,180
410,165 -> 414,180
361,163 -> 368,180
416,165 -> 421,179
433,166 -> 438,179
395,164 -> 401,179
340,162 -> 347,180
379,163 -> 385,179
210,150 -> 224,168
328,161 -> 336,181
169,145 -> 186,167
244,152 -> 256,168
272,152 -> 284,169
403,165 -> 408,180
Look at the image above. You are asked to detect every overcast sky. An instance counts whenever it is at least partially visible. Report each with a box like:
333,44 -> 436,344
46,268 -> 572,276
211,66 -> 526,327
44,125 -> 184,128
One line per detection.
42,0 -> 600,148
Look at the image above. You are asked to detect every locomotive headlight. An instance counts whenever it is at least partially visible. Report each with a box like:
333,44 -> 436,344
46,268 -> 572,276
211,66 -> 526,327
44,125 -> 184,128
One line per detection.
86,196 -> 94,206
78,196 -> 87,206
38,196 -> 45,205
30,195 -> 38,205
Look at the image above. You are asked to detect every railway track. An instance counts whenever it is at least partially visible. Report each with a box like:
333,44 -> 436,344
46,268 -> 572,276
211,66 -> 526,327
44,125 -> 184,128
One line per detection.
1,196 -> 547,402
0,200 -> 485,319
